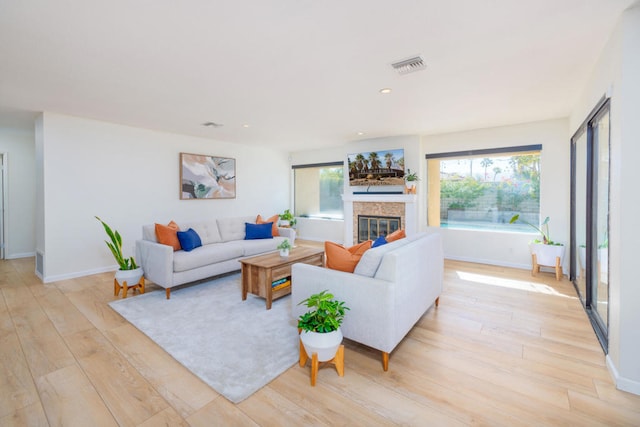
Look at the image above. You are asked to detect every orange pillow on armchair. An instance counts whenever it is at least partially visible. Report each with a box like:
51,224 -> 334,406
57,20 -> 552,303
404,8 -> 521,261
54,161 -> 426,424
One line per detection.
325,240 -> 372,273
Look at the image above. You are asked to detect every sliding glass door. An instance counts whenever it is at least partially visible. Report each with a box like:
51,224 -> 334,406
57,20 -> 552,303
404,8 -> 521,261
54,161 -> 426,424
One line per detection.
570,97 -> 610,351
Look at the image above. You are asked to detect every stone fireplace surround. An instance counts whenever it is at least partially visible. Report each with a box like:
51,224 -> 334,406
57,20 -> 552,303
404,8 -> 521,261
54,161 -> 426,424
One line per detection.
342,193 -> 418,246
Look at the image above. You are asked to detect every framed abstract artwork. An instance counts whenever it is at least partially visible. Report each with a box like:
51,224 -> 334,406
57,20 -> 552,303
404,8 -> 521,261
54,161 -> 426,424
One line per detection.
180,153 -> 236,199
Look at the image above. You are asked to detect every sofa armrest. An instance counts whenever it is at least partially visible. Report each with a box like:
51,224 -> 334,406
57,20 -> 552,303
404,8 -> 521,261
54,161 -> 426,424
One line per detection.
135,240 -> 174,288
292,263 -> 396,352
277,227 -> 296,245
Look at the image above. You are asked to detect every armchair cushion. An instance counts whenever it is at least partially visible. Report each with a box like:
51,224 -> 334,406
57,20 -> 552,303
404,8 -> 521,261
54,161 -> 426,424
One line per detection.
325,240 -> 372,272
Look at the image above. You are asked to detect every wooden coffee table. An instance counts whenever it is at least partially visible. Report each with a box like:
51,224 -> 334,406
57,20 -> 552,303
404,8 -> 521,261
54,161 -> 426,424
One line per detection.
240,246 -> 324,309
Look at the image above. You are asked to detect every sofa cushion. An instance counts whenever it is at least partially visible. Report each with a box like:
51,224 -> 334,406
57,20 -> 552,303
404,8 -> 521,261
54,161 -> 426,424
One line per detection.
256,214 -> 280,236
173,242 -> 244,272
385,229 -> 406,242
245,222 -> 273,240
181,220 -> 223,245
217,216 -> 254,242
177,228 -> 202,252
354,237 -> 414,277
237,236 -> 285,256
325,240 -> 372,273
155,221 -> 181,251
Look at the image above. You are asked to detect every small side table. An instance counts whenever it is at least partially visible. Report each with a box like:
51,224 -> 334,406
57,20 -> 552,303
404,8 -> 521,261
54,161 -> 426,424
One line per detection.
299,338 -> 344,386
114,276 -> 145,298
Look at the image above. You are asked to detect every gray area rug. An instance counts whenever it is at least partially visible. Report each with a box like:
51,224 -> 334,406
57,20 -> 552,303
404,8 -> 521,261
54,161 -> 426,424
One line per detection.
109,273 -> 299,403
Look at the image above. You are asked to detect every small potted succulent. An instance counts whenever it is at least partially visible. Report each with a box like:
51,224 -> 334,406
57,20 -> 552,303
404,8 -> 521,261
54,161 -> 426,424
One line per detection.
279,209 -> 297,228
298,290 -> 349,362
276,239 -> 292,258
404,169 -> 418,193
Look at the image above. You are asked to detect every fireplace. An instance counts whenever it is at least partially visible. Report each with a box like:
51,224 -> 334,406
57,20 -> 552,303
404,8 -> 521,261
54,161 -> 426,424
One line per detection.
358,215 -> 401,243
342,193 -> 417,246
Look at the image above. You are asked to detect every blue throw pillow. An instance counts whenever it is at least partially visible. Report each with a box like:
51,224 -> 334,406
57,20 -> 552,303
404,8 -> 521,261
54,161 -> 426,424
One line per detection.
245,222 -> 273,240
372,235 -> 388,248
177,228 -> 202,252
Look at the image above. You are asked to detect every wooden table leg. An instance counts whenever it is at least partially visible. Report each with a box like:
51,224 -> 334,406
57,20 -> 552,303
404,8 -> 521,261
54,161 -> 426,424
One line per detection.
241,265 -> 248,301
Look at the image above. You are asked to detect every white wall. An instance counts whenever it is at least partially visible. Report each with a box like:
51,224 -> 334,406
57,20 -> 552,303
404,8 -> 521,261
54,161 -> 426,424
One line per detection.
0,125 -> 36,258
422,119 -> 570,270
570,3 -> 640,395
37,113 -> 290,281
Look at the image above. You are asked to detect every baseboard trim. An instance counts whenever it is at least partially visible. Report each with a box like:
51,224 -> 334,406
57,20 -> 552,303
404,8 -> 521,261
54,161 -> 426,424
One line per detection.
444,254 -> 531,271
42,265 -> 117,283
5,251 -> 36,259
607,355 -> 640,396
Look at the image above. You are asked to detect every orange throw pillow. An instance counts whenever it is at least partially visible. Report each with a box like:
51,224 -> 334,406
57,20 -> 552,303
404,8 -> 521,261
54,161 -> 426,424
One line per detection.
256,214 -> 279,236
386,229 -> 406,242
325,240 -> 372,273
155,221 -> 181,251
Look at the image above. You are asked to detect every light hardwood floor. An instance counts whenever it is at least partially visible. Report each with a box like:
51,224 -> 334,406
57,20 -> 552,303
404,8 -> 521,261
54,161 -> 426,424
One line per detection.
1,248 -> 640,426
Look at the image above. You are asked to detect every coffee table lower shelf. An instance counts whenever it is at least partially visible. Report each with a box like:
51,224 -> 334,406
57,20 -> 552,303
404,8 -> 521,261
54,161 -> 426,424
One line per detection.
240,247 -> 324,310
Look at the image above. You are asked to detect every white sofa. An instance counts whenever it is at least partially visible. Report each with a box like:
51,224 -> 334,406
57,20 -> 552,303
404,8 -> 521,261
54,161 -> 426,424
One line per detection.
291,231 -> 443,371
136,216 -> 295,299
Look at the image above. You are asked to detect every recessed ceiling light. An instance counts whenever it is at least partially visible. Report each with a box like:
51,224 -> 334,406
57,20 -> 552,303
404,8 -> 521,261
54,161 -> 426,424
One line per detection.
242,124 -> 250,128
379,88 -> 392,94
357,132 -> 365,136
202,121 -> 223,128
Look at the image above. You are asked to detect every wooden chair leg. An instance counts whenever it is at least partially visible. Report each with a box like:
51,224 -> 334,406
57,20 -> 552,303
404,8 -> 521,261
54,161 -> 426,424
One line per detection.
435,296 -> 440,307
382,351 -> 389,371
166,288 -> 171,299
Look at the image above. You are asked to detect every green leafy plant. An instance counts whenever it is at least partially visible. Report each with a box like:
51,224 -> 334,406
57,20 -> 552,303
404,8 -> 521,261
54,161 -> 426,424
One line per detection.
95,216 -> 138,270
279,209 -> 297,227
277,239 -> 292,250
404,168 -> 419,182
509,214 -> 561,245
298,290 -> 349,333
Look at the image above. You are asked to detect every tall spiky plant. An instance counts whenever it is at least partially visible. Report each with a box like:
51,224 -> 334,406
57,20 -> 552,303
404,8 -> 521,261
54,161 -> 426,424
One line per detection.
95,216 -> 138,270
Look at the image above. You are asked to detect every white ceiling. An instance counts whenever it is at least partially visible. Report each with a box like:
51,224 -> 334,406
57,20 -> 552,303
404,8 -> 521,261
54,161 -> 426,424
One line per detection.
0,0 -> 635,151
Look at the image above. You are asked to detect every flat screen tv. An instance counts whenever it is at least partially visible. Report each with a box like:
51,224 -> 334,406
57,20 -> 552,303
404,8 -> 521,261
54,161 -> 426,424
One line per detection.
347,148 -> 405,186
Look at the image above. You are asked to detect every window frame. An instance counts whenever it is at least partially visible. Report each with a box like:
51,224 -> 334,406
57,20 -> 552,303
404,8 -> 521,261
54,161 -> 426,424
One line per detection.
426,144 -> 542,231
292,161 -> 344,220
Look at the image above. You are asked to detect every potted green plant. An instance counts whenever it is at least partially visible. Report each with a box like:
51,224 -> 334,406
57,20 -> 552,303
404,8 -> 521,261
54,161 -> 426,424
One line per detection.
298,290 -> 349,362
404,169 -> 418,192
95,216 -> 144,287
279,209 -> 297,228
510,214 -> 565,270
276,239 -> 291,258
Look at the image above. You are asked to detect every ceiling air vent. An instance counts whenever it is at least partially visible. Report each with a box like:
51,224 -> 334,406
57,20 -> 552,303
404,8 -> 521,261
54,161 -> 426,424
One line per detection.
391,56 -> 426,75
202,121 -> 223,128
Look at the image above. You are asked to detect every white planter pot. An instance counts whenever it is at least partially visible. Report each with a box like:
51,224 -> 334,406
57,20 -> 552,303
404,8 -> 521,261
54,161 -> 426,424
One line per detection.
279,248 -> 289,258
279,220 -> 290,227
529,243 -> 565,267
300,329 -> 343,362
115,267 -> 144,286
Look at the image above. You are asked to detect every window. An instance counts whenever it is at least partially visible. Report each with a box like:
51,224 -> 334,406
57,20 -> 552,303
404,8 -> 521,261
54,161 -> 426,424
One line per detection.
426,145 -> 541,232
293,162 -> 344,219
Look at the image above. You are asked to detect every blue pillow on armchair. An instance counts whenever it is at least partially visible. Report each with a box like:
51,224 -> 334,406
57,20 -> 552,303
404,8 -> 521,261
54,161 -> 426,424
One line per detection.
372,235 -> 388,248
245,222 -> 274,240
177,228 -> 202,252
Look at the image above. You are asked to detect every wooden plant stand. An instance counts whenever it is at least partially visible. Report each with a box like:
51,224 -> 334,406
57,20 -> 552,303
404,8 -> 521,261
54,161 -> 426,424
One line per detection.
531,254 -> 563,281
114,276 -> 145,298
299,339 -> 344,386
